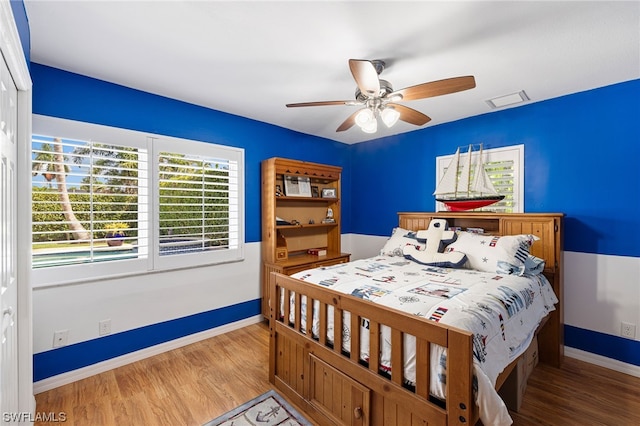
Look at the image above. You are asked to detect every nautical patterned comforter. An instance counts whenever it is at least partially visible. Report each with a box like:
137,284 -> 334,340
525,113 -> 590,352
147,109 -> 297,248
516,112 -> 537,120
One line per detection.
288,256 -> 558,426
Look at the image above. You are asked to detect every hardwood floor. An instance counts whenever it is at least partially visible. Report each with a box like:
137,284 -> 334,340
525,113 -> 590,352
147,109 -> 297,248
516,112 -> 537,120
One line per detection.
510,355 -> 640,425
34,323 -> 272,426
34,322 -> 640,425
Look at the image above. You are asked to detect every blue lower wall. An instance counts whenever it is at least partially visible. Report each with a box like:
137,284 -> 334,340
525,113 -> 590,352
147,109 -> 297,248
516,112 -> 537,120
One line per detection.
34,309 -> 637,382
33,299 -> 261,381
566,325 -> 640,366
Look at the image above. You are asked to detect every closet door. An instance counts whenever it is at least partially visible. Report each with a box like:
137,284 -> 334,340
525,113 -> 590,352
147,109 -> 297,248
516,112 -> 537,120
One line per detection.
0,48 -> 19,418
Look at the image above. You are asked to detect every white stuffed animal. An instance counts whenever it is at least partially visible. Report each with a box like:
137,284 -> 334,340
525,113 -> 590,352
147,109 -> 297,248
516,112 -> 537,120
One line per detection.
403,219 -> 467,268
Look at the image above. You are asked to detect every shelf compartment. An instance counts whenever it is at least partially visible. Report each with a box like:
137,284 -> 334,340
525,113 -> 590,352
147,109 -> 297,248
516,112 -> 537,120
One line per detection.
278,226 -> 330,253
276,199 -> 337,228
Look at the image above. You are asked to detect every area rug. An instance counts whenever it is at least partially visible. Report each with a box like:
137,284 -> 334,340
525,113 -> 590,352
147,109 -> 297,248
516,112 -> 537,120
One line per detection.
204,389 -> 312,426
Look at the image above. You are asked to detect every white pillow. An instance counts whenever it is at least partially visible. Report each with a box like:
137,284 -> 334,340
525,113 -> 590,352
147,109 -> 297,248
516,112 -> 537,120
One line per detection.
444,232 -> 539,275
380,227 -> 425,257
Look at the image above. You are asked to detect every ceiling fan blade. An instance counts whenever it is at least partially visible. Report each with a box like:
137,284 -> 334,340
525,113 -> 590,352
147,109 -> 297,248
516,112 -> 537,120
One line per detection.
391,76 -> 476,101
389,103 -> 432,126
286,100 -> 355,108
336,110 -> 360,132
349,59 -> 380,98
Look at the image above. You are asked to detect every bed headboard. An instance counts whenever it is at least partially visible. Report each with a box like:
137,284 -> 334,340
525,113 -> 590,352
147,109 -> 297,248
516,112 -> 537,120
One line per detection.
398,211 -> 565,366
398,212 -> 562,273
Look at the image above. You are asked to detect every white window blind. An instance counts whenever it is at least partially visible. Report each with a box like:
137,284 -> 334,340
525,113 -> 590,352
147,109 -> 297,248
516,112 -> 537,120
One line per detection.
153,145 -> 241,270
31,115 -> 244,287
483,158 -> 516,213
435,144 -> 524,213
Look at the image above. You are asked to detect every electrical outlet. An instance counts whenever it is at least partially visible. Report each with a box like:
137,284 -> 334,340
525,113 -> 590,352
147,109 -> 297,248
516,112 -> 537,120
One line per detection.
53,329 -> 69,348
99,319 -> 112,336
621,322 -> 636,339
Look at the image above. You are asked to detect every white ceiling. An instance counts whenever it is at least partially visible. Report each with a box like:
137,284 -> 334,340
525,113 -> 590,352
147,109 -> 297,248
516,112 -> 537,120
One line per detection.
24,1 -> 640,144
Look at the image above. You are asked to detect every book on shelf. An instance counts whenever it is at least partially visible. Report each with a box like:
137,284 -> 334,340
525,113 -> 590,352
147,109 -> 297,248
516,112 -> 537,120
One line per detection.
307,248 -> 327,256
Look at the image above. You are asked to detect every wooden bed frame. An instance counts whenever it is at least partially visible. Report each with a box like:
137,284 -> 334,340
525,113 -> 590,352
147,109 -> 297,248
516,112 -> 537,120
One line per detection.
269,212 -> 564,426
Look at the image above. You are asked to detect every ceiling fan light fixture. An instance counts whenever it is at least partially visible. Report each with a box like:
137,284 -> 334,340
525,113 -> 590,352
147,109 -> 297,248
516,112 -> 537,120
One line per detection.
355,108 -> 375,127
360,119 -> 378,133
381,106 -> 400,128
286,59 -> 476,134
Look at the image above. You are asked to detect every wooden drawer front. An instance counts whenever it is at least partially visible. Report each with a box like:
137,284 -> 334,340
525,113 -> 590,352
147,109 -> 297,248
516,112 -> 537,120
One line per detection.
282,255 -> 350,275
283,264 -> 314,275
309,355 -> 370,426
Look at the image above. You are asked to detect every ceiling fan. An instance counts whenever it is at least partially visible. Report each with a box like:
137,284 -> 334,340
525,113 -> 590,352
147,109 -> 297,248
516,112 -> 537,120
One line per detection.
286,59 -> 476,133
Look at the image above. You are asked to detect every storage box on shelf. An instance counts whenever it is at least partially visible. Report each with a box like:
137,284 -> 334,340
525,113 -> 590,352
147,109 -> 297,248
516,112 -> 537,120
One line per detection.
261,157 -> 350,317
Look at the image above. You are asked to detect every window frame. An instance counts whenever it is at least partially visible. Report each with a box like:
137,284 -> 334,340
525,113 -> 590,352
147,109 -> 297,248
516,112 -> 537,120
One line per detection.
150,135 -> 243,271
435,144 -> 524,213
31,115 -> 244,288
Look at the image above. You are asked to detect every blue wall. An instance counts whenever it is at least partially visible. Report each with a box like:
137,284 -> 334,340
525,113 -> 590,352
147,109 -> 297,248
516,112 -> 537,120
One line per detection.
351,80 -> 640,258
348,79 -> 640,369
31,64 -> 353,242
31,67 -> 640,257
9,0 -> 29,65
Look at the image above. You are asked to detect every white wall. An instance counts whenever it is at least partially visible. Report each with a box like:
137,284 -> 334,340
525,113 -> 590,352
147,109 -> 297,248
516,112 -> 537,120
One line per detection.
33,242 -> 261,353
564,251 -> 640,339
341,233 -> 387,261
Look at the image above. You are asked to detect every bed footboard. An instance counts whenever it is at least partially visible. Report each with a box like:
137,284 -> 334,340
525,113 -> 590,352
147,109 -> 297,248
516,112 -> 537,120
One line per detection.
269,272 -> 476,426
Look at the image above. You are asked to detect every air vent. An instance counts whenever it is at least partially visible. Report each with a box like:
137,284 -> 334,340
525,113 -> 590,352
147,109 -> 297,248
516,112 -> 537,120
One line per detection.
486,90 -> 530,109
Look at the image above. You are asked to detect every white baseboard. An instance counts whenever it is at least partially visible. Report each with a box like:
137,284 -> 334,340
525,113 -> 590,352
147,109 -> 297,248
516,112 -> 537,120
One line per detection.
33,315 -> 263,394
565,347 -> 640,378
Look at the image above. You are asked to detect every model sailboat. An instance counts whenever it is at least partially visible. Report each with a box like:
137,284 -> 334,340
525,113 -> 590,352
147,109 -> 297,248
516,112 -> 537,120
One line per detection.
434,144 -> 505,211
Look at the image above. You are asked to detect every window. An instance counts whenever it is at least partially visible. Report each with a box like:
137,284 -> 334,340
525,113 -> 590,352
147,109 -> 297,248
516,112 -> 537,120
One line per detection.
152,137 -> 242,270
435,144 -> 523,213
32,135 -> 149,268
31,115 -> 244,286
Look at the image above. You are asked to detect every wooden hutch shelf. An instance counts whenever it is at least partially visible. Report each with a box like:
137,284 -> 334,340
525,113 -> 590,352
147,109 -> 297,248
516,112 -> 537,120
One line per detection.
261,157 -> 350,317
